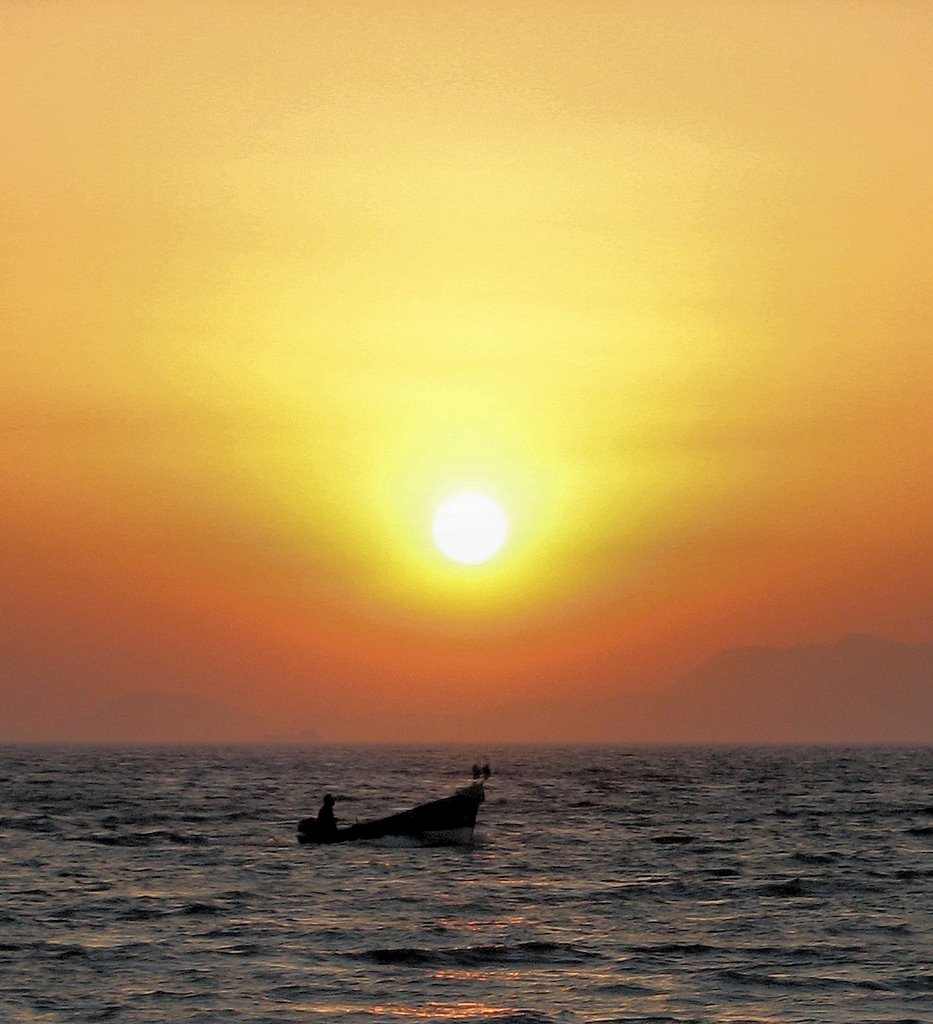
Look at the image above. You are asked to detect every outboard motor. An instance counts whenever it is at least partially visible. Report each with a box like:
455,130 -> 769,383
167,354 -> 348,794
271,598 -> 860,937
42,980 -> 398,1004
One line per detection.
296,815 -> 320,844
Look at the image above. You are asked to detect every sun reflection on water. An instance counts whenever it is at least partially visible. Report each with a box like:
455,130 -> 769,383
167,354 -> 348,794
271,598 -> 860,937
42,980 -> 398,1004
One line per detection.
366,1003 -> 520,1019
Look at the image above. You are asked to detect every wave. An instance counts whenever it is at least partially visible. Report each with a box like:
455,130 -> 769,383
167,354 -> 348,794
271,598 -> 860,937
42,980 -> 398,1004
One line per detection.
357,940 -> 598,968
178,901 -> 222,916
8,814 -> 58,834
759,877 -> 810,897
392,1012 -> 559,1024
897,867 -> 933,880
87,1008 -> 121,1022
114,899 -> 226,923
631,941 -> 720,956
117,904 -> 164,922
42,943 -> 90,960
718,968 -> 894,992
365,835 -> 425,849
216,942 -> 262,956
790,850 -> 840,864
364,832 -> 482,848
455,1014 -> 558,1024
585,1016 -> 706,1024
79,830 -> 209,847
898,972 -> 933,993
434,1011 -> 557,1019
593,980 -> 659,997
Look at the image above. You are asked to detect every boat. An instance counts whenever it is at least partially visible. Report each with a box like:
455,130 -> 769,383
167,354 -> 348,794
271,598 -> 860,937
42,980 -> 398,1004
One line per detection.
297,781 -> 485,845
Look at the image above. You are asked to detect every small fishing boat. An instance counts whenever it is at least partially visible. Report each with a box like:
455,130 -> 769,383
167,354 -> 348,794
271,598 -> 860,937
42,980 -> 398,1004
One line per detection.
297,781 -> 485,845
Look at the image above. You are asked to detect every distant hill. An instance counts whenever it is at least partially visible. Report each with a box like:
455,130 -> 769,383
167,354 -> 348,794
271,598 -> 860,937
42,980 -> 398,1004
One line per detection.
76,691 -> 270,744
608,634 -> 933,744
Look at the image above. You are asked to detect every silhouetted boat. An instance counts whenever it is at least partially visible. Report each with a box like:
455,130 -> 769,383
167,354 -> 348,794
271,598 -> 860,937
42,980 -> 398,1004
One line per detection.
297,782 -> 485,845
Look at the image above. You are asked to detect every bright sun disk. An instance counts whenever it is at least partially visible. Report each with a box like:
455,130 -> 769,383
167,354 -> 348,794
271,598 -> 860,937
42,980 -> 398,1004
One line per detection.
432,492 -> 508,565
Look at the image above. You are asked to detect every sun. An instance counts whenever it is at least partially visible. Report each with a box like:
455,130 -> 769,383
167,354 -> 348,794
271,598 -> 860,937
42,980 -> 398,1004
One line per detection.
432,492 -> 509,565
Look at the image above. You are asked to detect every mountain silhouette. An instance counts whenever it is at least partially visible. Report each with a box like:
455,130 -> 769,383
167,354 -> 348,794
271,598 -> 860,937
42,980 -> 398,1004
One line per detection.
76,691 -> 269,744
607,634 -> 932,743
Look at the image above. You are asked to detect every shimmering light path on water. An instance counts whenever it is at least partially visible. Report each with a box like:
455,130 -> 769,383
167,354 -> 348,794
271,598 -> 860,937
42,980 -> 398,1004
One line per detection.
1,746 -> 930,1023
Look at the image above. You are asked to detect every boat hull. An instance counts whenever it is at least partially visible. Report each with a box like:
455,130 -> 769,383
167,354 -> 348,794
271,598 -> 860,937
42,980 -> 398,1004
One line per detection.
297,783 -> 484,845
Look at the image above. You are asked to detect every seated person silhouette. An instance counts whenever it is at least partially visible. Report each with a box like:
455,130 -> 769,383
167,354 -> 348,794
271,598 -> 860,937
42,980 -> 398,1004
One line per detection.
316,794 -> 337,838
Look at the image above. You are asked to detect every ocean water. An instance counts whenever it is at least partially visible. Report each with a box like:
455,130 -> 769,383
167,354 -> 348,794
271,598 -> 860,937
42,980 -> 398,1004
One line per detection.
0,745 -> 930,1024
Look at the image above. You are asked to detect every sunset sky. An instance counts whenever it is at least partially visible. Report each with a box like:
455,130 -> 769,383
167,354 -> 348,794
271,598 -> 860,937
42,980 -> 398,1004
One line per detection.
3,2 -> 931,742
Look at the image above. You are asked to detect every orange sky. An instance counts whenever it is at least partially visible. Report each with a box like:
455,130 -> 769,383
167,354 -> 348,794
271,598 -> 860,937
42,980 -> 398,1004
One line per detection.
3,2 -> 931,741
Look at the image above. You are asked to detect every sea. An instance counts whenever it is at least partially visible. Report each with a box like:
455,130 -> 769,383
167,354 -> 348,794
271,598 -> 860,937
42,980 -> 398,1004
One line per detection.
0,744 -> 930,1024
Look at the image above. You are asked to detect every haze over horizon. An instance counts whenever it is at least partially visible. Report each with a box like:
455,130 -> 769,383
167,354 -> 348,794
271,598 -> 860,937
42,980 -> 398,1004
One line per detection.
3,3 -> 931,744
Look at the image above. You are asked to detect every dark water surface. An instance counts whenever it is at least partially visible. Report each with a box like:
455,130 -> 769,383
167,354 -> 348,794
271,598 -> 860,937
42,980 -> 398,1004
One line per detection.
0,745 -> 930,1023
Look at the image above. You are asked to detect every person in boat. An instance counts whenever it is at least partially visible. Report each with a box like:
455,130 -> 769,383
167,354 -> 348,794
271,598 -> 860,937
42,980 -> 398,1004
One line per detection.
316,794 -> 338,838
